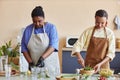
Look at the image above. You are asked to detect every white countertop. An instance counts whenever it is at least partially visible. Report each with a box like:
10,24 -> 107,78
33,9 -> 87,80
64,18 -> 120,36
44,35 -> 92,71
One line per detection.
62,47 -> 120,52
0,74 -> 119,80
0,75 -> 52,80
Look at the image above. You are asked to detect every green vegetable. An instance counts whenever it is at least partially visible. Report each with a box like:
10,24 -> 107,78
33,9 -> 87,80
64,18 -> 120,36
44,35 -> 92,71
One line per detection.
10,62 -> 19,70
84,66 -> 93,71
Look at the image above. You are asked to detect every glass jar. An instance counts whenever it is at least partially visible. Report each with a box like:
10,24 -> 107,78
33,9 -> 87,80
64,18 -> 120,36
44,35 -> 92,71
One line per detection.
31,67 -> 38,80
39,67 -> 46,80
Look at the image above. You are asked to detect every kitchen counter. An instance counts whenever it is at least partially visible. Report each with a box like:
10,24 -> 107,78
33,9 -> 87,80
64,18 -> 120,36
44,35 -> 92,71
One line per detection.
62,47 -> 120,52
0,74 -> 120,80
0,75 -> 52,80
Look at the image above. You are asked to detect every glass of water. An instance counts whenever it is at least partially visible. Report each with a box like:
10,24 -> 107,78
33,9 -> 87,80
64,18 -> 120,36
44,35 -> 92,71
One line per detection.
31,67 -> 38,80
0,55 -> 8,71
5,64 -> 11,78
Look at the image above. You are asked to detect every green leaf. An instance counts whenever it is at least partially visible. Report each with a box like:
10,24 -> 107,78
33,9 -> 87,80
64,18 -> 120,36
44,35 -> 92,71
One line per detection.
0,40 -> 19,57
84,66 -> 93,71
0,49 -> 3,56
6,40 -> 12,48
10,62 -> 19,70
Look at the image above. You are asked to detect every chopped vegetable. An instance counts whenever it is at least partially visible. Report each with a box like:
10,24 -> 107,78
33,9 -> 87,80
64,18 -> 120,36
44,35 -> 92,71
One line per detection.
99,69 -> 114,77
84,66 -> 93,71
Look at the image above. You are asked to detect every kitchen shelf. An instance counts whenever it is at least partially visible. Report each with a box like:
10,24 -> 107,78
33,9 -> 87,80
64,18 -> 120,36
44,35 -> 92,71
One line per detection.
62,47 -> 120,52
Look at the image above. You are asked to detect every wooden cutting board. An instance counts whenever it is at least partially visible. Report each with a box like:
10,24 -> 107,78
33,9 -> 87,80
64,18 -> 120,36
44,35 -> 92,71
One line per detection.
0,70 -> 20,76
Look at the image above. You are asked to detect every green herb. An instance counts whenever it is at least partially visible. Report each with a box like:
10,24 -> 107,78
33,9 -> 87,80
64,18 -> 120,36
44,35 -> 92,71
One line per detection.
84,66 -> 93,71
10,62 -> 19,70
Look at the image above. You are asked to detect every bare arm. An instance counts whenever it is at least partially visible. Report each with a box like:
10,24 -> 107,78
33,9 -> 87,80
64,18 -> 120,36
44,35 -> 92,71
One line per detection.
42,46 -> 55,59
23,46 -> 55,63
99,57 -> 110,66
75,52 -> 85,67
94,56 -> 110,73
23,52 -> 33,63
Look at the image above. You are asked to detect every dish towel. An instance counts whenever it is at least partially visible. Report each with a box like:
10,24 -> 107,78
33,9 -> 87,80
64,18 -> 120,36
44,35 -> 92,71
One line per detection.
114,15 -> 120,30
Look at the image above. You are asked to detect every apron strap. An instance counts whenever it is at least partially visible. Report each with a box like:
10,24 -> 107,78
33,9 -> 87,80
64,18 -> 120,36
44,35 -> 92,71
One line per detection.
42,25 -> 47,37
32,27 -> 34,35
91,27 -> 96,38
104,27 -> 107,39
43,25 -> 46,33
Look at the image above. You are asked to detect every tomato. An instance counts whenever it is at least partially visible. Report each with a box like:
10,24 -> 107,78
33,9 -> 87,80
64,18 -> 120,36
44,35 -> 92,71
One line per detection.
99,76 -> 107,80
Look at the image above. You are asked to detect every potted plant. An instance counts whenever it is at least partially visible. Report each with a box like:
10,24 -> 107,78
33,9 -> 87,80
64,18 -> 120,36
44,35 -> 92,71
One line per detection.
0,40 -> 20,70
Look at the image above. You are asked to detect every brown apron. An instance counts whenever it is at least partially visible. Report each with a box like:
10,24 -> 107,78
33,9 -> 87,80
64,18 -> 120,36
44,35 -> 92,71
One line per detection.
85,27 -> 109,69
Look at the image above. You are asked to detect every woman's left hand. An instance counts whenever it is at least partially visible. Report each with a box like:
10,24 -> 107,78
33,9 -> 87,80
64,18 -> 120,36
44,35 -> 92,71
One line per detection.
94,63 -> 102,73
36,56 -> 45,67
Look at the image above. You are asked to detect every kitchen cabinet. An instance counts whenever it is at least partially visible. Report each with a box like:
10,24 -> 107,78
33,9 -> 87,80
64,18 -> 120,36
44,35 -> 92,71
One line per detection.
62,48 -> 120,74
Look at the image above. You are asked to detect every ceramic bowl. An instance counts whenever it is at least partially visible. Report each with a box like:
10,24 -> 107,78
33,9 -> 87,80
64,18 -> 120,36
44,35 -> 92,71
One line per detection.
80,68 -> 95,76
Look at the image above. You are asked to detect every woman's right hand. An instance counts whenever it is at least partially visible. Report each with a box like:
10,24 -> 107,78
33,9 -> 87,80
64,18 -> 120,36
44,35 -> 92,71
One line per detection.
29,62 -> 34,71
75,52 -> 85,67
77,58 -> 85,67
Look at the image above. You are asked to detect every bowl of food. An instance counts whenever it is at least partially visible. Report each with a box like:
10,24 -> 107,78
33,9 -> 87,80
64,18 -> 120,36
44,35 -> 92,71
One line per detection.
99,69 -> 114,77
80,66 -> 95,76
